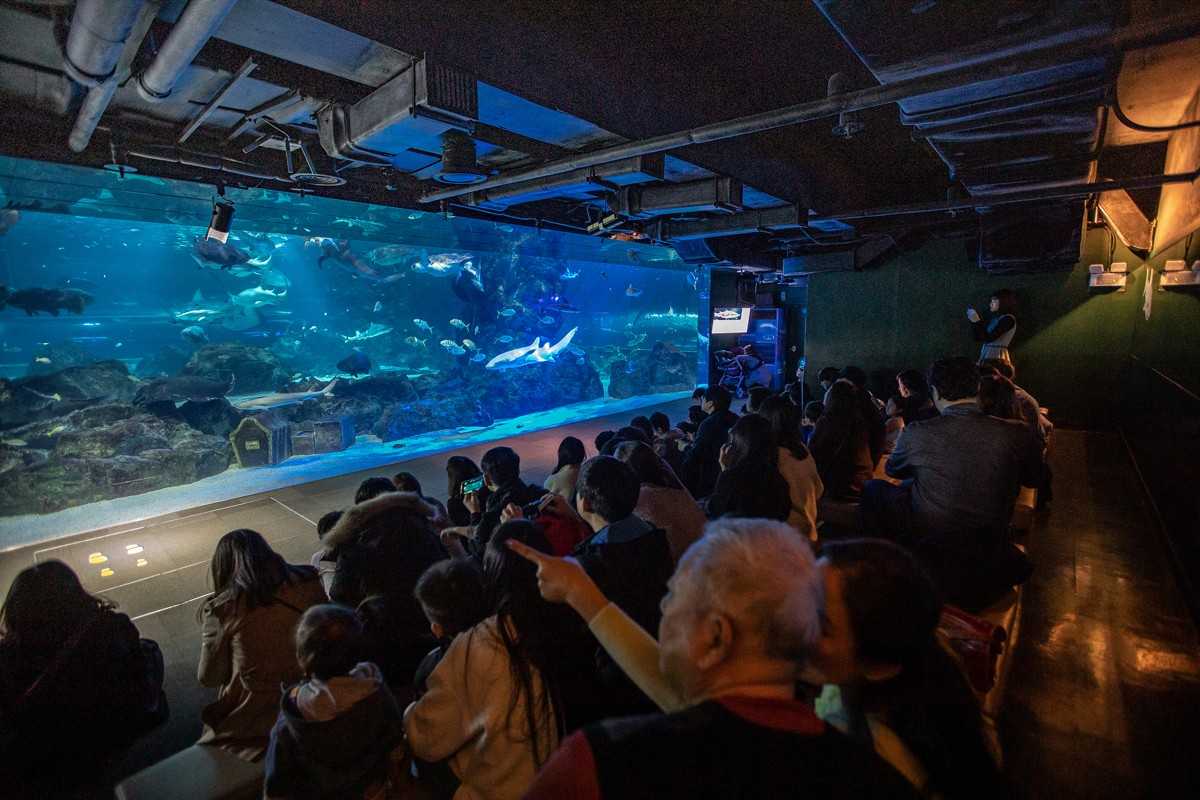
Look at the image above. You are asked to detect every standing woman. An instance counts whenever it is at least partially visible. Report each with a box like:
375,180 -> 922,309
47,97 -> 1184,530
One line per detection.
967,288 -> 1017,365
544,436 -> 586,503
197,529 -> 326,760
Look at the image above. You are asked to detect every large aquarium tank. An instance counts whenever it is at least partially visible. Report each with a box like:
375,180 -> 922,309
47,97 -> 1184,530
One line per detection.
0,156 -> 704,519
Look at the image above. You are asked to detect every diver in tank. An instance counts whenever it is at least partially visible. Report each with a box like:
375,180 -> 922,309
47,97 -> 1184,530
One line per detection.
452,262 -> 491,332
967,288 -> 1017,364
308,237 -> 380,281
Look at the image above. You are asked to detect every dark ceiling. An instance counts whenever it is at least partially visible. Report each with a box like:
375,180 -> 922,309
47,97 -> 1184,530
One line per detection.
284,0 -> 950,213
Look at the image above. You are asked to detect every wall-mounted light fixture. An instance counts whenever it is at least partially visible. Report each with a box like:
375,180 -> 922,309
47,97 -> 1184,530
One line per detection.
1159,259 -> 1200,289
1088,261 -> 1128,291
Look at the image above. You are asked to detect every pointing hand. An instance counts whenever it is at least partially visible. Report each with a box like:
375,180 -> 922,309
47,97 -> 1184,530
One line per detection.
507,538 -> 608,622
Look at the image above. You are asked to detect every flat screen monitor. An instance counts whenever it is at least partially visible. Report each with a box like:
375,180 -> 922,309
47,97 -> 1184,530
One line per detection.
711,307 -> 752,334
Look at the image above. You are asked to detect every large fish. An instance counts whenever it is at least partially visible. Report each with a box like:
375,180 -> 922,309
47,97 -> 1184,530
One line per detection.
233,379 -> 339,411
134,373 -> 235,405
336,350 -> 372,376
341,322 -> 392,343
0,208 -> 19,236
368,244 -> 413,267
192,236 -> 271,270
486,327 -> 579,370
172,289 -> 263,332
231,285 -> 286,308
0,286 -> 93,316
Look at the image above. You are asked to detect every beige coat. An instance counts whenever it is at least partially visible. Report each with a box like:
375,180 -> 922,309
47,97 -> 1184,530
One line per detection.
777,446 -> 823,540
405,615 -> 559,800
634,484 -> 707,563
196,572 -> 327,760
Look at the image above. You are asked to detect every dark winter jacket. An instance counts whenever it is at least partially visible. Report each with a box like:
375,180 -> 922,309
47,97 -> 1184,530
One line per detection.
469,479 -> 547,553
324,492 -> 446,685
574,515 -> 673,719
0,609 -> 162,779
264,662 -> 404,800
680,409 -> 739,498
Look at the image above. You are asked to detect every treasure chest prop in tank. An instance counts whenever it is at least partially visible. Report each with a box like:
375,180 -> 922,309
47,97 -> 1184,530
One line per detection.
230,415 -> 292,467
290,416 -> 355,456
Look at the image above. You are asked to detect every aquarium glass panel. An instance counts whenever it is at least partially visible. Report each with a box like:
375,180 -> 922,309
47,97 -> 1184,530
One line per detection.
0,157 -> 704,519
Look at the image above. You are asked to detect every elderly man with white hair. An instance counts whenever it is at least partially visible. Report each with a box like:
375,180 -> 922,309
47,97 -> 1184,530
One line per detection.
509,518 -> 917,799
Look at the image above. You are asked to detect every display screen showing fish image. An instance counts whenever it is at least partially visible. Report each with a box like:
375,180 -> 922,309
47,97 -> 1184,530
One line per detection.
0,166 -> 703,519
711,307 -> 753,334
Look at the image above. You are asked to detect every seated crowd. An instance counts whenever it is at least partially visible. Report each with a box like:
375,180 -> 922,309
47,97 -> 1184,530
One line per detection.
0,354 -> 1047,798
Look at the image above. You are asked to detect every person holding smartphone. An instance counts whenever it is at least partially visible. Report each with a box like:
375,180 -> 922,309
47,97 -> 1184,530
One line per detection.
455,447 -> 547,558
445,456 -> 488,528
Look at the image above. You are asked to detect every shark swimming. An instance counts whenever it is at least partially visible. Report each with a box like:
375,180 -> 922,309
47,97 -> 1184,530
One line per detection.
232,379 -> 340,411
485,327 -> 579,370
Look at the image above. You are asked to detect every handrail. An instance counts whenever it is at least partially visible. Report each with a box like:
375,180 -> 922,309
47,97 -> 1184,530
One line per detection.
1129,354 -> 1200,404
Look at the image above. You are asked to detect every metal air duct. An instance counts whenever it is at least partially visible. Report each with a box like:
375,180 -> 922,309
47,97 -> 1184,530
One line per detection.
63,0 -> 148,88
68,1 -> 160,153
136,0 -> 240,102
0,60 -> 74,116
616,177 -> 744,220
318,56 -> 477,171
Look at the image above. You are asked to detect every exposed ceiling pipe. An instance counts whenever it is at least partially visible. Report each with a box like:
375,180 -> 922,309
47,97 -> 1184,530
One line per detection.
808,169 -> 1200,223
420,9 -> 1200,204
68,1 -> 161,153
0,59 -> 75,116
126,145 -> 292,182
136,0 -> 240,103
62,0 -> 148,88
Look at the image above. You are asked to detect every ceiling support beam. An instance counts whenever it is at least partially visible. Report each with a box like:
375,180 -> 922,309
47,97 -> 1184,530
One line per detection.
418,9 -> 1200,204
178,57 -> 258,144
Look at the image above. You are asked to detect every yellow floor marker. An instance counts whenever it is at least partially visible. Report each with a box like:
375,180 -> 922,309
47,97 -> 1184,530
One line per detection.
136,558 -> 149,567
99,567 -> 114,577
88,552 -> 108,565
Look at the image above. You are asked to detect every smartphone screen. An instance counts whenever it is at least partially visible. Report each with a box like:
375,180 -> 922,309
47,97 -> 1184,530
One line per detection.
461,475 -> 485,495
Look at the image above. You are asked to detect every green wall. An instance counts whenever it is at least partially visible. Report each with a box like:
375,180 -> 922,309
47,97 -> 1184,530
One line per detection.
805,227 -> 1200,429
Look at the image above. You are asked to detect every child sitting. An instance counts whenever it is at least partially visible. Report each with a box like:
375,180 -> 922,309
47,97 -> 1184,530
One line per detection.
264,604 -> 406,800
412,558 -> 488,696
409,558 -> 489,797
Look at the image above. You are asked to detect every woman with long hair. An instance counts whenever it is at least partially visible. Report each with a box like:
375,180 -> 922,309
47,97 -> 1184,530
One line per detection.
543,436 -> 586,502
813,539 -> 1006,798
758,395 -> 824,539
614,440 -> 706,563
197,529 -> 325,760
704,413 -> 792,522
0,561 -> 161,783
809,381 -> 875,500
405,520 -> 567,799
446,455 -> 488,527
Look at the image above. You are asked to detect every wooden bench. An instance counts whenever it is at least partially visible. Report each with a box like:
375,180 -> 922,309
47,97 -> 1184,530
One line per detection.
114,744 -> 263,800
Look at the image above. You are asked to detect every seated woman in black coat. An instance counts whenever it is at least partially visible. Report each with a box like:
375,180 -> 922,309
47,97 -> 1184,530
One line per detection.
0,561 -> 163,786
809,381 -> 875,501
705,413 -> 792,522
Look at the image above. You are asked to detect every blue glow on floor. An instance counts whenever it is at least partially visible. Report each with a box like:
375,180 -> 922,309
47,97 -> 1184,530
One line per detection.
0,390 -> 691,551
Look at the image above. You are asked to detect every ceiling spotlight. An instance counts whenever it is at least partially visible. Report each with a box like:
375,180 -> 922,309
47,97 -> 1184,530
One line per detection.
435,130 -> 488,185
828,73 -> 865,139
